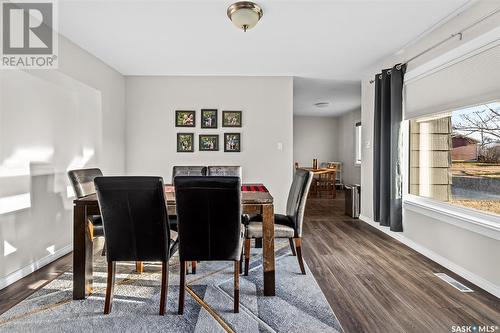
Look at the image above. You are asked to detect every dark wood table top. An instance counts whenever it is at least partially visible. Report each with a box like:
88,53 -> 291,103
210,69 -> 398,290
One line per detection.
300,167 -> 336,175
74,185 -> 274,205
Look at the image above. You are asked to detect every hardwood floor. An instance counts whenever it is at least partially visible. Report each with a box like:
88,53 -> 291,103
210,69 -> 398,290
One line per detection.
302,191 -> 500,333
0,253 -> 72,315
1,192 -> 499,333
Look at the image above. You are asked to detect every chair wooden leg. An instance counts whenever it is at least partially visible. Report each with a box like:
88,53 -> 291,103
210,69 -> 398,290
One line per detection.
136,261 -> 144,273
104,261 -> 116,314
234,261 -> 240,313
294,238 -> 306,275
191,261 -> 197,274
244,238 -> 251,276
239,252 -> 243,274
178,260 -> 186,315
289,238 -> 297,256
159,261 -> 168,315
101,241 -> 106,256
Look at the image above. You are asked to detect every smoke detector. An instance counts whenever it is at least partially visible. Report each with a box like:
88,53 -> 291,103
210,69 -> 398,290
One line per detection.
314,102 -> 331,108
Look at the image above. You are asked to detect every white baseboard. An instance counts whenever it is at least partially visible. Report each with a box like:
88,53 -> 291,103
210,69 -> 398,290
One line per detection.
358,214 -> 500,299
0,244 -> 73,290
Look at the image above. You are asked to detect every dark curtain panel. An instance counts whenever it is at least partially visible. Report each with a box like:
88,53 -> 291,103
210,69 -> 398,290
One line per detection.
373,64 -> 406,232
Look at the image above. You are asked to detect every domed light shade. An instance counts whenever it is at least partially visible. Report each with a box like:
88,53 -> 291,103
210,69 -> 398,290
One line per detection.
227,2 -> 263,32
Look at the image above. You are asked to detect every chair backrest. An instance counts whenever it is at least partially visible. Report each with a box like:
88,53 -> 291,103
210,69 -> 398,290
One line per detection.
94,176 -> 171,262
174,176 -> 241,261
207,166 -> 242,178
172,166 -> 207,183
67,168 -> 103,198
285,169 -> 313,237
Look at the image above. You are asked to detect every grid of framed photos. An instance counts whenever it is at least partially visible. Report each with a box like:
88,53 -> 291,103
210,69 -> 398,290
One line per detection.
175,109 -> 241,152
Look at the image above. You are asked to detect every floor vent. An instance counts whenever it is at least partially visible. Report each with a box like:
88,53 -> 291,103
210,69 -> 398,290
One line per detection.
434,273 -> 474,292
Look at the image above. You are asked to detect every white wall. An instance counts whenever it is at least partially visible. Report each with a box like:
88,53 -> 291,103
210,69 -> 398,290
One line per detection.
0,35 -> 125,288
336,109 -> 361,185
293,110 -> 361,185
293,116 -> 338,167
360,1 -> 500,296
58,37 -> 126,174
125,76 -> 293,213
404,209 -> 500,291
360,80 -> 375,218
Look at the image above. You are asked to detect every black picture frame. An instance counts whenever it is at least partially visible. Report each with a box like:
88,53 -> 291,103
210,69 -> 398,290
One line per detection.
175,110 -> 196,127
224,133 -> 241,152
222,111 -> 242,127
201,109 -> 218,129
199,134 -> 219,151
177,133 -> 194,152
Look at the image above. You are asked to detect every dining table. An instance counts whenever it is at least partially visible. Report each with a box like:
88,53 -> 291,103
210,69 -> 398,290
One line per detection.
72,184 -> 276,300
300,167 -> 337,197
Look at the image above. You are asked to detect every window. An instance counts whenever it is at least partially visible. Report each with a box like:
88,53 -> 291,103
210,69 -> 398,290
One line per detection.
409,102 -> 500,217
355,122 -> 362,165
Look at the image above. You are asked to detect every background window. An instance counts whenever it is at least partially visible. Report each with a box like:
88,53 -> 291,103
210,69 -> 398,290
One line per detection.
409,102 -> 500,216
355,122 -> 362,165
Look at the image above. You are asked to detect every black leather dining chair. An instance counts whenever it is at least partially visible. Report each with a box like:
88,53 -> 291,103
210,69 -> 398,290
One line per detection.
94,176 -> 178,315
207,166 -> 242,178
171,166 -> 208,273
171,166 -> 207,183
244,168 -> 313,275
67,168 -> 104,243
174,176 -> 243,314
207,166 -> 248,245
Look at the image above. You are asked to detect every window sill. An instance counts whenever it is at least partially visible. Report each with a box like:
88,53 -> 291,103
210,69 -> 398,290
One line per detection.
403,194 -> 500,241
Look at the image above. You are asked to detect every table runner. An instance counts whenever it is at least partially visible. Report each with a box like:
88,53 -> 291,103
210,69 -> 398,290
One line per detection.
165,184 -> 268,193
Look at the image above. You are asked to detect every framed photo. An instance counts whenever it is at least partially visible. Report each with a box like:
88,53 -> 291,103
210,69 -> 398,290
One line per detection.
199,134 -> 219,151
222,111 -> 242,127
177,133 -> 194,152
175,110 -> 195,127
224,133 -> 241,152
201,109 -> 218,129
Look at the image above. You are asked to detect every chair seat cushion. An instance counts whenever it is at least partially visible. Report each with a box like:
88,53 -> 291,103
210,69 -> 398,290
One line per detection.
169,234 -> 179,257
243,213 -> 294,227
275,214 -> 295,229
246,221 -> 295,239
168,217 -> 179,256
91,216 -> 104,237
242,213 -> 262,225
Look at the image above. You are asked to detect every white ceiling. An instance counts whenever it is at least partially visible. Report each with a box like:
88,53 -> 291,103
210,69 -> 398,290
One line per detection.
58,0 -> 471,116
294,78 -> 361,116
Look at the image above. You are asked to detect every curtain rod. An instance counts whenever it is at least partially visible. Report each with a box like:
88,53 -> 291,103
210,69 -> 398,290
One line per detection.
369,6 -> 500,84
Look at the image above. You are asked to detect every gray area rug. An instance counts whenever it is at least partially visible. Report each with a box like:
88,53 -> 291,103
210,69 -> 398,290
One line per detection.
0,240 -> 343,333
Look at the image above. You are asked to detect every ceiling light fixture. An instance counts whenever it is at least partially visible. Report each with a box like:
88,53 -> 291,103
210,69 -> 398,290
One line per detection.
227,1 -> 263,32
314,102 -> 331,108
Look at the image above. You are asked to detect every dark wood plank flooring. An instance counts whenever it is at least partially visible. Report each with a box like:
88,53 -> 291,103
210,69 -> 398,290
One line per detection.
302,191 -> 500,333
0,253 -> 72,315
1,192 -> 499,333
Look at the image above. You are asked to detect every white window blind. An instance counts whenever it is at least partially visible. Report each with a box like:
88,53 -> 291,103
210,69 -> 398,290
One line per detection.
404,41 -> 500,119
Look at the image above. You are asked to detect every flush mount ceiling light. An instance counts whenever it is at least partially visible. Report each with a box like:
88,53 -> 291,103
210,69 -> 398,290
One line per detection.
227,1 -> 263,32
314,102 -> 331,108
